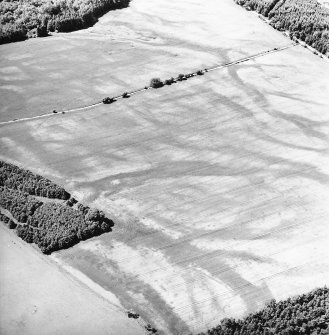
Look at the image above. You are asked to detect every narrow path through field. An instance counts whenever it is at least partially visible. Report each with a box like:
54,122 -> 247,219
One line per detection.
0,43 -> 297,126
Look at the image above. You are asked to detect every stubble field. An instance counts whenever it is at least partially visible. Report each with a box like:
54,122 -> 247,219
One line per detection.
1,0 -> 329,334
0,225 -> 145,335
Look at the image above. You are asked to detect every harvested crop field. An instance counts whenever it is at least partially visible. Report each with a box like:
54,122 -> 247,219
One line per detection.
0,225 -> 145,335
1,0 -> 329,334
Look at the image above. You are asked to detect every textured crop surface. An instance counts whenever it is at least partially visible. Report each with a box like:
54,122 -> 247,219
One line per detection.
0,225 -> 145,335
1,0 -> 329,334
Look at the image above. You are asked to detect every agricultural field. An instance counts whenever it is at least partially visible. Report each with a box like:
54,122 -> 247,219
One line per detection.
1,0 -> 329,334
0,225 -> 145,335
319,0 -> 329,8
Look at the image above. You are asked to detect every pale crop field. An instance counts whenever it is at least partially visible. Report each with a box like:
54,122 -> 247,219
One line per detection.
0,0 -> 290,122
1,0 -> 329,334
0,225 -> 145,335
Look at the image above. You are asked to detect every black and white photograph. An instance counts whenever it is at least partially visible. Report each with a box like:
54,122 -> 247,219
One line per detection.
0,0 -> 329,334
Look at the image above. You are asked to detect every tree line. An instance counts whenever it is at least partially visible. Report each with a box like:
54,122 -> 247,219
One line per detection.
0,0 -> 130,44
235,0 -> 329,55
196,287 -> 329,335
0,160 -> 114,254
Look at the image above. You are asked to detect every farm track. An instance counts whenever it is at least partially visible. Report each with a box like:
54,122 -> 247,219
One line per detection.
0,43 -> 297,127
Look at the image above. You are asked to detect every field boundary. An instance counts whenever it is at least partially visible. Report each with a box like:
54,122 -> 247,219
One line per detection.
0,43 -> 297,126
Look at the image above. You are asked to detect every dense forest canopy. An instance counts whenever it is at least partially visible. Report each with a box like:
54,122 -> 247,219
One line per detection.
0,186 -> 43,223
0,161 -> 70,199
236,0 -> 329,55
16,201 -> 113,254
0,211 -> 17,229
0,0 -> 130,44
196,287 -> 329,335
0,160 -> 113,254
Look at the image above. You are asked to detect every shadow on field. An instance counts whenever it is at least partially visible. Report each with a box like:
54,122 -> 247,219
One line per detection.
3,30 -> 329,334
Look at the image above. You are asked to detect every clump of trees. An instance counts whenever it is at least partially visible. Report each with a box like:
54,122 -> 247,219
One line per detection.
164,78 -> 175,85
235,0 -> 329,55
0,161 -> 70,199
196,287 -> 329,335
16,202 -> 113,254
145,324 -> 158,334
0,0 -> 130,44
150,78 -> 164,88
0,160 -> 114,254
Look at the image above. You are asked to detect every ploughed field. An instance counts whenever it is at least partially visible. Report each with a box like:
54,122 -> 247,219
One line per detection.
1,0 -> 329,334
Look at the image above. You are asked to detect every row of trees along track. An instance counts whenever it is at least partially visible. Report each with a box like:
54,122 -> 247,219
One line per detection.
0,43 -> 297,126
0,160 -> 114,254
235,0 -> 329,56
0,0 -> 130,44
194,287 -> 329,335
101,43 -> 297,104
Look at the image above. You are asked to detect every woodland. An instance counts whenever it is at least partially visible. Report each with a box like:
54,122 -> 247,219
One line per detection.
0,161 -> 113,254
